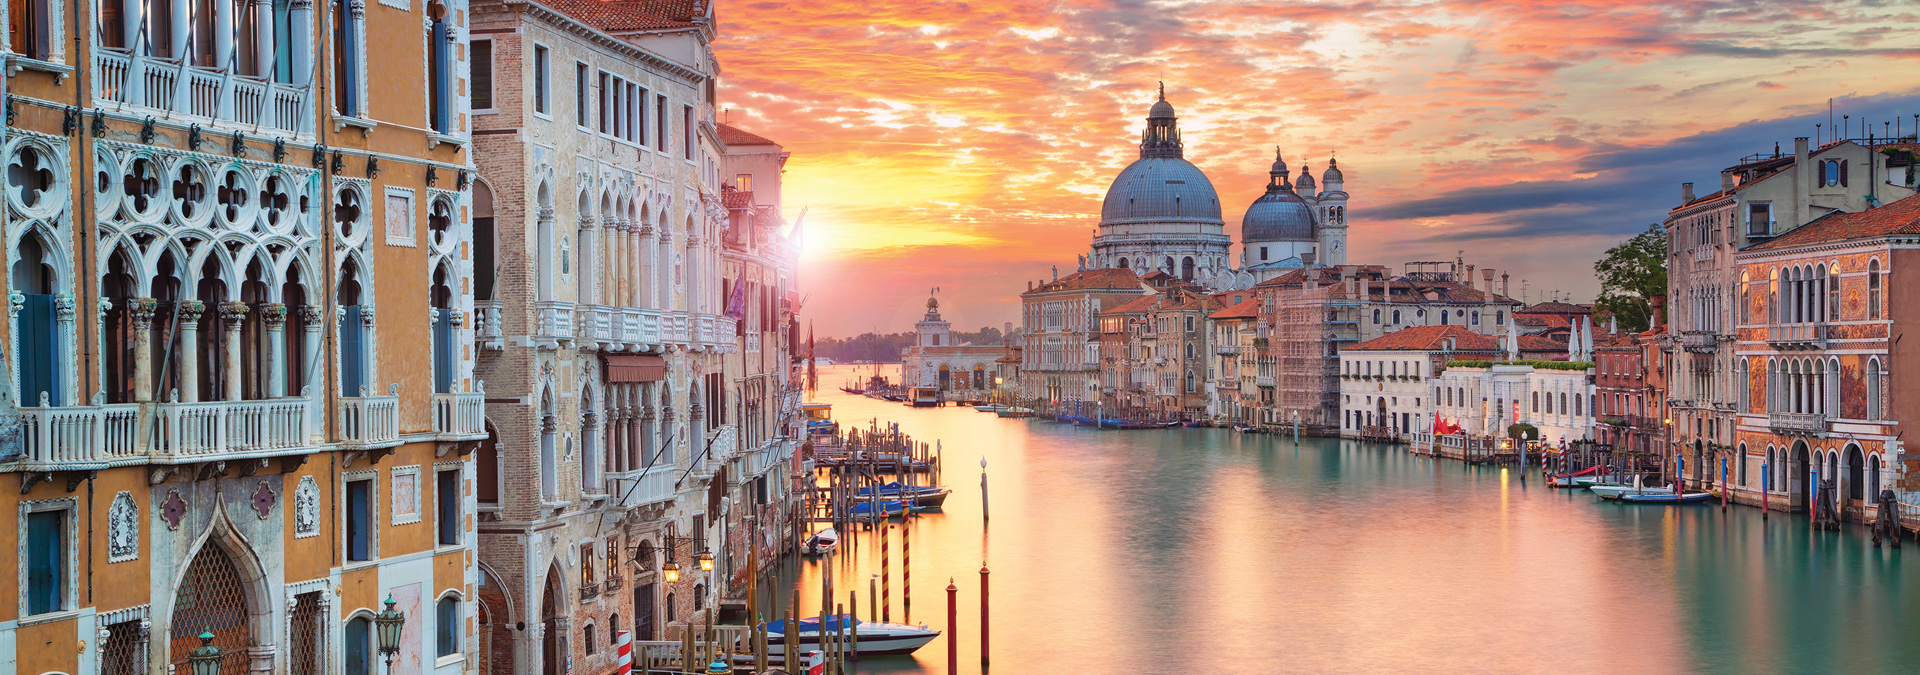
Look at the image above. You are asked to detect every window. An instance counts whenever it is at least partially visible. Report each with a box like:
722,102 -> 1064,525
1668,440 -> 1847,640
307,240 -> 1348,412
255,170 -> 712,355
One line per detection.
1868,259 -> 1882,319
533,45 -> 550,115
346,478 -> 373,561
584,623 -> 597,655
1747,203 -> 1771,236
580,544 -> 596,585
436,469 -> 460,546
24,505 -> 68,615
576,62 -> 589,128
345,617 -> 372,675
655,94 -> 667,152
427,1 -> 452,133
627,82 -> 639,142
638,87 -> 649,146
735,174 -> 752,191
332,0 -> 363,115
597,72 -> 609,133
683,104 -> 694,160
436,597 -> 460,657
470,39 -> 493,110
10,0 -> 50,59
607,537 -> 619,582
1867,358 -> 1883,420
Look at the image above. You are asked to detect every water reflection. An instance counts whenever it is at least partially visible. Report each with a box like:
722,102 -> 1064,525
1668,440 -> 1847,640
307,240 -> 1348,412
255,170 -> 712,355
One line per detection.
765,367 -> 1918,674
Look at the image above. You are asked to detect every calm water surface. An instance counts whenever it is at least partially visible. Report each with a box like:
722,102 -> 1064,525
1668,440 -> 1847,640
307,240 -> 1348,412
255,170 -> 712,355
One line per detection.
766,366 -> 1918,675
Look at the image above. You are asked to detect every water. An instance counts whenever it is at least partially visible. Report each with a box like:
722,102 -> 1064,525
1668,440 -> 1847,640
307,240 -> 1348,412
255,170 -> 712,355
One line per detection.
766,366 -> 1920,674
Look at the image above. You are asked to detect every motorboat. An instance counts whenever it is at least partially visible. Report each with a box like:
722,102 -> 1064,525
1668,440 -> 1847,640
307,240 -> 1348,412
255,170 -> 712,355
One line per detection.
848,499 -> 912,519
1587,475 -> 1676,499
996,407 -> 1034,418
857,482 -> 951,508
908,387 -> 940,407
767,615 -> 940,657
1605,491 -> 1715,504
973,404 -> 1006,413
801,528 -> 839,557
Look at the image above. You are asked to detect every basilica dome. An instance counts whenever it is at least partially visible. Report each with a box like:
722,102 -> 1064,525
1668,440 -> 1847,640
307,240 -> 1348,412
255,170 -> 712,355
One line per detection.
1242,148 -> 1316,243
1099,157 -> 1223,223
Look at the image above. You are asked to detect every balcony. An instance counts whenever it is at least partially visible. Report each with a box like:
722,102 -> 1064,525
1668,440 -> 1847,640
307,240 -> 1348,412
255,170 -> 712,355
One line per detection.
1680,331 -> 1717,353
1767,324 -> 1826,350
432,390 -> 487,441
338,387 -> 402,451
94,48 -> 311,135
1768,412 -> 1827,436
476,301 -> 504,350
660,310 -> 739,353
610,465 -> 677,508
576,304 -> 663,352
534,301 -> 577,347
1215,344 -> 1239,355
16,395 -> 314,469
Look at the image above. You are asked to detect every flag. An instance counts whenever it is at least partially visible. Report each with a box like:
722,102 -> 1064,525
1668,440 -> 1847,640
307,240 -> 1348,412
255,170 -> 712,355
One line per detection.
725,279 -> 748,320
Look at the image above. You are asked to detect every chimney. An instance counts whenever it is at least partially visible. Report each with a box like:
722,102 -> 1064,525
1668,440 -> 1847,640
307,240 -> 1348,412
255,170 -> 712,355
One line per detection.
1466,264 -> 1475,287
1721,171 -> 1735,192
1650,293 -> 1667,328
1681,182 -> 1694,205
1794,137 -> 1810,229
1027,280 -> 1034,291
1481,268 -> 1495,294
1501,272 -> 1511,298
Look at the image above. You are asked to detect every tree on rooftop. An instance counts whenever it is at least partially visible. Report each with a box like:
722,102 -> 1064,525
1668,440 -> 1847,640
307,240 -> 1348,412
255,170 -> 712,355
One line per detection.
1594,223 -> 1667,333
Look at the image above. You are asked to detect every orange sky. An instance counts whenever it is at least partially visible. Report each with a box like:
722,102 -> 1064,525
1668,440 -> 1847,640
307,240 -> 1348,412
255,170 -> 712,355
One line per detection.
713,0 -> 1920,337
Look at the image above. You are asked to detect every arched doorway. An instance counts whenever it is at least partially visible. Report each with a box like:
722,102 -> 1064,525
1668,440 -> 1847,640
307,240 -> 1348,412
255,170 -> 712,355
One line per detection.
937,365 -> 950,391
475,564 -> 514,675
1790,441 -> 1811,511
1692,439 -> 1705,488
169,540 -> 257,675
1845,444 -> 1865,507
540,567 -> 564,675
1374,399 -> 1387,434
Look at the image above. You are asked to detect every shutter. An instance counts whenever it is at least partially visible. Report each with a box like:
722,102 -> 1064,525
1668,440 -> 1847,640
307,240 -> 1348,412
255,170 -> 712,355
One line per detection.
26,511 -> 62,614
341,306 -> 363,396
19,293 -> 59,406
344,620 -> 369,675
346,481 -> 370,560
432,308 -> 453,393
1840,160 -> 1849,187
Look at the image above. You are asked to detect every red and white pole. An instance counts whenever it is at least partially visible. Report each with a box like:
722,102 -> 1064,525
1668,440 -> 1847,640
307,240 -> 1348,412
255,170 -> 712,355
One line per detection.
613,631 -> 632,675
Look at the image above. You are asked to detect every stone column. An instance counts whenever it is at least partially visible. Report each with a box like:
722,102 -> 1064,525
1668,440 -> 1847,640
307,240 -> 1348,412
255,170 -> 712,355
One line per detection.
221,302 -> 249,401
288,0 -> 313,85
300,306 -> 323,440
630,221 -> 645,307
177,301 -> 205,403
262,303 -> 288,398
131,299 -> 158,403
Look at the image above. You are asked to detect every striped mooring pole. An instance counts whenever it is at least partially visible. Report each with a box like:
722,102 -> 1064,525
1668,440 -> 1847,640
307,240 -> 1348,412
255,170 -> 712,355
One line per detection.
613,631 -> 632,675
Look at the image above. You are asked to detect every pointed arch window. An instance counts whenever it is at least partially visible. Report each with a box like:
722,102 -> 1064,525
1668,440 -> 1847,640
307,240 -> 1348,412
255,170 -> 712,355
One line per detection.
169,542 -> 254,675
1868,259 -> 1882,319
12,232 -> 62,406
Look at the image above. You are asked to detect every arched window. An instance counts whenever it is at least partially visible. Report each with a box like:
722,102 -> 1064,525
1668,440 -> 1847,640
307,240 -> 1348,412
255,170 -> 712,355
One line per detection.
436,596 -> 461,657
1738,271 -> 1750,325
1470,311 -> 1480,326
1495,310 -> 1504,326
1869,259 -> 1882,319
1371,308 -> 1380,324
338,256 -> 368,397
1392,310 -> 1402,324
345,617 -> 372,675
1870,455 -> 1882,496
474,181 -> 497,301
1867,357 -> 1883,420
1181,256 -> 1195,281
1768,268 -> 1778,324
11,231 -> 61,406
540,391 -> 558,499
431,262 -> 456,394
1738,443 -> 1749,486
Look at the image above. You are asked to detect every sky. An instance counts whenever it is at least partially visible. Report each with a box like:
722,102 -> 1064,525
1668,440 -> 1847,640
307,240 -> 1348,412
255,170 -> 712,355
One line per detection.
712,0 -> 1920,338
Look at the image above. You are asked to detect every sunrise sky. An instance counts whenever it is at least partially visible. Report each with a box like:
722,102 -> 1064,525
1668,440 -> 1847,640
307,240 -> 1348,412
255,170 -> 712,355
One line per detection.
714,0 -> 1920,338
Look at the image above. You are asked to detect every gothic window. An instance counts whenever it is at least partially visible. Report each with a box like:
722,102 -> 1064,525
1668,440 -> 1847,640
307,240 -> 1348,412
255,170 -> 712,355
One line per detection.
168,543 -> 252,675
1869,259 -> 1882,319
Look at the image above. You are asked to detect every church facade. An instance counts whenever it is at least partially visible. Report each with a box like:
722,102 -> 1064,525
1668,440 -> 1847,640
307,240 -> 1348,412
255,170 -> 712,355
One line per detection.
901,297 -> 1008,391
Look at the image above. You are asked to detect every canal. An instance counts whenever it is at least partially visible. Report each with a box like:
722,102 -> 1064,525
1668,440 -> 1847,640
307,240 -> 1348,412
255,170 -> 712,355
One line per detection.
765,366 -> 1920,674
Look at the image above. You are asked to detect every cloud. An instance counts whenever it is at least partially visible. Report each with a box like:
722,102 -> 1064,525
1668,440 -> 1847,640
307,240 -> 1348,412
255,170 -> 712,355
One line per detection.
715,0 -> 1920,335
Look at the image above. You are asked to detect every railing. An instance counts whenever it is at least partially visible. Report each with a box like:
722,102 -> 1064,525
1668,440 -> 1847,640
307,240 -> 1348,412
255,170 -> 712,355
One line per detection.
1681,331 -> 1717,353
18,395 -> 320,465
576,304 -> 664,351
18,398 -> 143,466
338,389 -> 402,449
1215,344 -> 1239,355
93,47 -> 311,134
534,301 -> 576,343
475,301 -> 504,346
1767,324 -> 1826,349
433,391 -> 487,438
611,465 -> 677,508
660,310 -> 738,352
1768,412 -> 1827,436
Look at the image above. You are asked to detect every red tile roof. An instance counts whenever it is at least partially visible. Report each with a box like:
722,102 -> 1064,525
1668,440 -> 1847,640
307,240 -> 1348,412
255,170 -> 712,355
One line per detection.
1346,326 -> 1499,352
1746,193 -> 1920,251
1209,298 -> 1261,320
539,0 -> 695,31
1519,301 -> 1592,315
717,123 -> 779,147
1023,268 -> 1143,295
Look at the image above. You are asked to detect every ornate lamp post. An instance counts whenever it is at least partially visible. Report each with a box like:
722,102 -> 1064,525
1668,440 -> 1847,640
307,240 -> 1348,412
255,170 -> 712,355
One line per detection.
698,550 -> 715,572
188,632 -> 222,675
374,596 -> 407,673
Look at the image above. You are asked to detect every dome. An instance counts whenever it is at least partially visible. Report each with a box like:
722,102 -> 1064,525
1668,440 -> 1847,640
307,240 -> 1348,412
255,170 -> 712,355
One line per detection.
1099,157 -> 1224,223
1295,166 -> 1315,191
1242,190 -> 1316,243
1323,158 -> 1344,184
1149,98 -> 1176,119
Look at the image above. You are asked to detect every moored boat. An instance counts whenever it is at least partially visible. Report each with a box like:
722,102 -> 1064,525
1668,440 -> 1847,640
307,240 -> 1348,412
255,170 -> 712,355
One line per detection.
767,615 -> 940,657
848,499 -> 912,518
996,407 -> 1034,418
857,482 -> 951,507
1605,491 -> 1715,504
802,528 -> 839,557
972,404 -> 1006,413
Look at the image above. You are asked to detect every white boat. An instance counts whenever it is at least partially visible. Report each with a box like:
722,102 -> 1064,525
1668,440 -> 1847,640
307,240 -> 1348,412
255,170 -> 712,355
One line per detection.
972,404 -> 1006,413
767,615 -> 939,657
801,528 -> 839,557
1588,476 -> 1676,499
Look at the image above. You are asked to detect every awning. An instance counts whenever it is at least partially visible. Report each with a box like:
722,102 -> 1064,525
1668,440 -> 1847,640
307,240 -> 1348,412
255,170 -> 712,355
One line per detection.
603,354 -> 666,382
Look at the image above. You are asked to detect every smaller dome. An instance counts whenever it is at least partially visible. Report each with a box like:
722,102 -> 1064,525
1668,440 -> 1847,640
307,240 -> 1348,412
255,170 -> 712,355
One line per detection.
1323,158 -> 1344,184
1269,150 -> 1288,175
1242,191 -> 1316,243
1296,165 -> 1315,191
1149,98 -> 1175,119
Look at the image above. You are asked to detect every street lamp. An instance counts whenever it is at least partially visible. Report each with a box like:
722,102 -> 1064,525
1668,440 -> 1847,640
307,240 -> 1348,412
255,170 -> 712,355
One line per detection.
374,596 -> 406,669
697,550 -> 715,572
188,632 -> 221,675
662,561 -> 682,583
